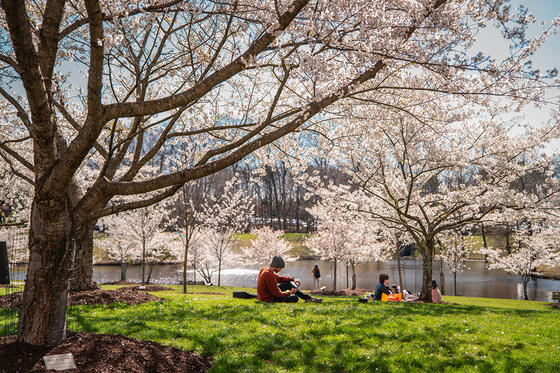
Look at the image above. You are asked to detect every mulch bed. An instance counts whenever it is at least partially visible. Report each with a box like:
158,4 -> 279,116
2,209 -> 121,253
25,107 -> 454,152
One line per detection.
0,332 -> 211,372
0,288 -> 163,310
309,288 -> 371,296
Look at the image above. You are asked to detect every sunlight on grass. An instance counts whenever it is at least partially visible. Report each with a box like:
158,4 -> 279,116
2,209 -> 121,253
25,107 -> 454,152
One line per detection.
2,284 -> 558,371
60,285 -> 560,372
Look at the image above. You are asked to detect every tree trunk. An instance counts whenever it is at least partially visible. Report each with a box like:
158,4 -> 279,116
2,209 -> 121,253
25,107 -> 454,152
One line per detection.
350,260 -> 357,290
397,247 -> 404,293
183,239 -> 189,293
522,276 -> 529,300
120,262 -> 127,281
19,201 -> 75,346
218,259 -> 222,286
439,256 -> 445,295
70,221 -> 97,291
453,272 -> 457,296
505,224 -> 511,255
146,265 -> 153,284
481,222 -> 488,264
333,258 -> 337,291
345,261 -> 349,289
418,239 -> 434,302
141,236 -> 146,285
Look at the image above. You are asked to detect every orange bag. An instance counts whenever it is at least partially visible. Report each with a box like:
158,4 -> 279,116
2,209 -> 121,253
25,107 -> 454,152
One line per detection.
381,293 -> 402,302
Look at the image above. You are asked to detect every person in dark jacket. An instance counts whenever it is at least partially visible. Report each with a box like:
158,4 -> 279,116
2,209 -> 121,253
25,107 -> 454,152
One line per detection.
311,264 -> 321,290
257,256 -> 322,303
373,273 -> 391,301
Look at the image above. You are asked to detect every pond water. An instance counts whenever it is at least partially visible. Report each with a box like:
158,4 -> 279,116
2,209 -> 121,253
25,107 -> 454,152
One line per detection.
9,259 -> 559,302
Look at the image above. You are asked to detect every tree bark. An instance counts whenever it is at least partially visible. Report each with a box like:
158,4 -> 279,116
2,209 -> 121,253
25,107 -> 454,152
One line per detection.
397,247 -> 404,293
345,260 -> 349,289
333,258 -> 337,291
418,239 -> 434,302
218,258 -> 222,286
70,221 -> 97,291
19,200 -> 75,346
481,222 -> 488,264
505,224 -> 511,255
120,262 -> 127,281
350,260 -> 357,290
453,272 -> 457,296
439,256 -> 445,295
522,276 -> 529,300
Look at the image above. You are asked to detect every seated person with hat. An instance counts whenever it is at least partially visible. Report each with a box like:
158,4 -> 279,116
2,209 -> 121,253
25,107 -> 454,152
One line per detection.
257,256 -> 322,303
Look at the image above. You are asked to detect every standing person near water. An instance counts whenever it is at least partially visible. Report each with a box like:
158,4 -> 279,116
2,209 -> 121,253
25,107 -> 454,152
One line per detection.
311,264 -> 321,290
257,256 -> 323,303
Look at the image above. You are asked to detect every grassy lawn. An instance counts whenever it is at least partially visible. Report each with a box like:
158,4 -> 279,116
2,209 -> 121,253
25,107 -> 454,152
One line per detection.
54,286 -> 560,372
2,285 -> 559,371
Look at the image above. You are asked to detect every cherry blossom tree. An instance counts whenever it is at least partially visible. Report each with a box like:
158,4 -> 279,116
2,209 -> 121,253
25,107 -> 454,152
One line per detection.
0,0 -> 554,346
345,217 -> 390,290
94,216 -> 137,281
243,226 -> 291,265
438,231 -> 476,296
197,178 -> 253,286
481,226 -> 560,300
313,106 -> 560,301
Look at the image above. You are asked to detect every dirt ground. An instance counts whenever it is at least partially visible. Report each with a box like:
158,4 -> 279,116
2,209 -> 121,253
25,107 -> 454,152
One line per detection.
0,286 -> 211,372
0,287 -> 164,309
0,332 -> 211,372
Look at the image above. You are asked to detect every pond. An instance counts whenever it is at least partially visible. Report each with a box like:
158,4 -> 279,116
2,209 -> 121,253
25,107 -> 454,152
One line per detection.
10,259 -> 559,302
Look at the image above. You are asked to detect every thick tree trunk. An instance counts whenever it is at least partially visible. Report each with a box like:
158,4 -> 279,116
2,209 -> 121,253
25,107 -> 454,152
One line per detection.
19,201 -> 75,346
71,221 -> 97,291
333,258 -> 337,291
522,276 -> 529,300
350,260 -> 357,290
418,239 -> 434,302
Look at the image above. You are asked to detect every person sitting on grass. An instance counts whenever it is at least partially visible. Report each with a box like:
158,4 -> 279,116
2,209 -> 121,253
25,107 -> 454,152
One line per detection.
257,256 -> 322,303
432,280 -> 443,303
373,273 -> 391,301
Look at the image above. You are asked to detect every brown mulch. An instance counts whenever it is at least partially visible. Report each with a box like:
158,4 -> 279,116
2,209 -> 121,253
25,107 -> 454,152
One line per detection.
119,285 -> 175,292
103,280 -> 139,285
0,332 -> 211,373
0,288 -> 163,310
309,288 -> 371,296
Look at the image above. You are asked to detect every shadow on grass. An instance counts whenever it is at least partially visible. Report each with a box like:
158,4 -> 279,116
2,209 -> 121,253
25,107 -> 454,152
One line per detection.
66,298 -> 558,372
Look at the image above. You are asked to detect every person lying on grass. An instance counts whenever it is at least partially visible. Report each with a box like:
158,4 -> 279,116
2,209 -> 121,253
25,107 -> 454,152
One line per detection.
257,256 -> 322,303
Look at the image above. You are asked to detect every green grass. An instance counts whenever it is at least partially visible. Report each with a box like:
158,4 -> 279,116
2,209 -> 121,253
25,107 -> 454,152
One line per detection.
70,286 -> 560,372
3,285 -> 559,372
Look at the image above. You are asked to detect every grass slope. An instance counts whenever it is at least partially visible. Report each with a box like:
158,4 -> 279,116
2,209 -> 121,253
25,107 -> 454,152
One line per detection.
57,286 -> 560,372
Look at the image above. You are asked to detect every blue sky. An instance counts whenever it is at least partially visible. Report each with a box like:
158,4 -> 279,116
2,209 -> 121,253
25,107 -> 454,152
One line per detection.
472,1 -> 560,151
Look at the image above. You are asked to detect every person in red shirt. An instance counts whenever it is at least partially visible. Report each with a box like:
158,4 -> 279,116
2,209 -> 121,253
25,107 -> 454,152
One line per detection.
257,256 -> 322,303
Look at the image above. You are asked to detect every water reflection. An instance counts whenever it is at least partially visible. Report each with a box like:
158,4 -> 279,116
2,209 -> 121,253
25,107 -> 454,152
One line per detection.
9,259 -> 559,302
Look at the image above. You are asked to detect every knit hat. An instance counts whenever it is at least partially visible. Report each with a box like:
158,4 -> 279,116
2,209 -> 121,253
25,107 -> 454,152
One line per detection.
270,256 -> 285,268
